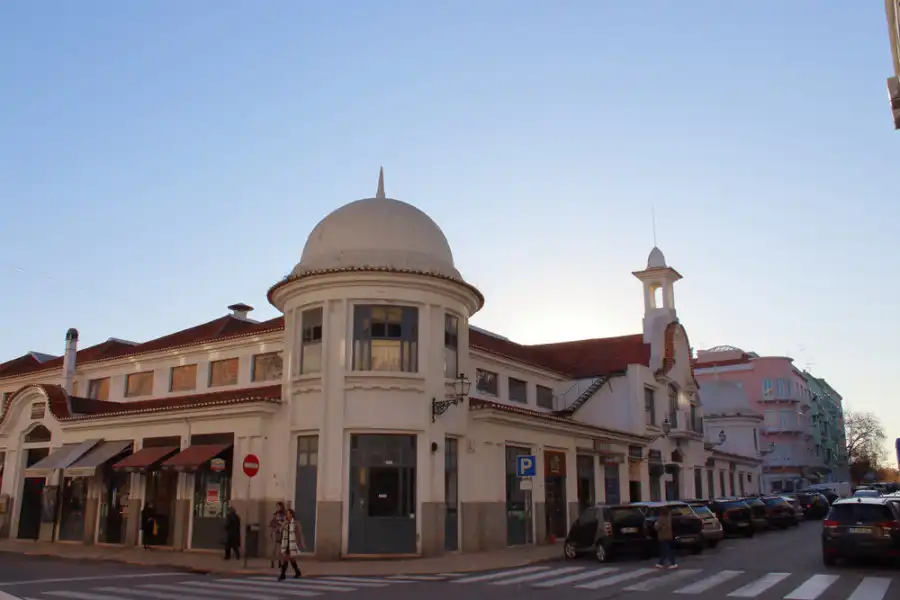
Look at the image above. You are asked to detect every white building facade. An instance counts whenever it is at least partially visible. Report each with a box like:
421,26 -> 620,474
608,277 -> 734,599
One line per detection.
0,173 -> 761,558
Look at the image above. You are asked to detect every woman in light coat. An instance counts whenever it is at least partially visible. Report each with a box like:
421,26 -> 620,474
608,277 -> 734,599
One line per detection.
278,508 -> 304,581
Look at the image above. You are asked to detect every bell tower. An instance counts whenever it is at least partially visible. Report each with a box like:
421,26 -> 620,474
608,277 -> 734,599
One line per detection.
632,246 -> 682,343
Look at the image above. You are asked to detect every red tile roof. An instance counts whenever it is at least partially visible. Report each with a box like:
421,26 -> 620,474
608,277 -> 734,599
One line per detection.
0,309 -> 670,383
0,383 -> 281,426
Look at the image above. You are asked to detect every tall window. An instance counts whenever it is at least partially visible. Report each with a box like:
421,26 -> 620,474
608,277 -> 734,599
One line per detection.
125,371 -> 154,397
536,385 -> 554,409
475,369 -> 498,396
301,307 -> 323,374
508,378 -> 527,403
694,467 -> 703,499
445,437 -> 459,551
209,358 -> 239,387
88,377 -> 110,401
252,352 -> 283,382
644,387 -> 656,425
352,305 -> 418,372
444,314 -> 459,379
753,428 -> 759,452
668,385 -> 678,429
170,364 -> 197,392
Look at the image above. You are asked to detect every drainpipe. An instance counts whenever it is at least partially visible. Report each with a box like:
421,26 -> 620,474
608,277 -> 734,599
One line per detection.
62,328 -> 78,394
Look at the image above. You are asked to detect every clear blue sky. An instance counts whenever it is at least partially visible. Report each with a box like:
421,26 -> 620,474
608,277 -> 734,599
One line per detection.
1,3 -> 897,454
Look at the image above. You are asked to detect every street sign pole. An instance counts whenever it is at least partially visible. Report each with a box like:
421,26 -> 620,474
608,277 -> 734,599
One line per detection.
516,455 -> 537,545
242,454 -> 260,568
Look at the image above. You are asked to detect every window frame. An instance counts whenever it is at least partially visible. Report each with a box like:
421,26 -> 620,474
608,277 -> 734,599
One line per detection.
300,307 -> 324,375
536,385 -> 554,409
352,304 -> 419,373
444,313 -> 459,379
169,364 -> 198,392
251,352 -> 284,382
475,368 -> 499,396
88,377 -> 111,401
644,387 -> 656,425
124,371 -> 154,398
508,377 -> 527,403
209,357 -> 239,387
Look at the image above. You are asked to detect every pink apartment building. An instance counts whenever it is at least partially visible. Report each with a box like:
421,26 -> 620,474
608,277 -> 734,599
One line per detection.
694,346 -> 819,493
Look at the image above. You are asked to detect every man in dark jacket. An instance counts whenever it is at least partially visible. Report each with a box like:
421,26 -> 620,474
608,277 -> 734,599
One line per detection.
224,507 -> 241,560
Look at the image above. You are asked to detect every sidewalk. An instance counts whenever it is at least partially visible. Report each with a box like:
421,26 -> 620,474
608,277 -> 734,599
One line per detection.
0,539 -> 561,576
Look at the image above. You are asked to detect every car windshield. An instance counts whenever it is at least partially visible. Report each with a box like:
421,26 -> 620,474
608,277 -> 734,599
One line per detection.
609,507 -> 644,523
715,500 -> 747,509
828,504 -> 893,524
667,505 -> 693,517
692,505 -> 713,516
743,497 -> 764,505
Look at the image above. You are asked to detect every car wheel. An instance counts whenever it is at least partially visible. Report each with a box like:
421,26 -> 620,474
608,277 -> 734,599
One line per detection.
594,543 -> 609,563
563,542 -> 578,559
822,552 -> 837,567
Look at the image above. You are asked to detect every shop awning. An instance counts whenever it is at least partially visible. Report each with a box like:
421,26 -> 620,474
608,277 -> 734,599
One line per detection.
25,439 -> 101,477
111,446 -> 179,473
160,443 -> 232,472
64,440 -> 134,478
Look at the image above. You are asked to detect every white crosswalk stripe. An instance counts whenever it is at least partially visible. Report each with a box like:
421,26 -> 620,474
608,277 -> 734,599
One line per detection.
447,564 -> 899,600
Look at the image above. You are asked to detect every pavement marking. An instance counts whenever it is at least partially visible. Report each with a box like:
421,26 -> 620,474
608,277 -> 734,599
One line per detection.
98,587 -> 212,600
847,577 -> 894,600
451,565 -> 550,583
44,592 -> 130,600
0,573 -> 187,588
223,579 -> 358,592
385,575 -> 446,580
728,573 -> 792,597
491,566 -> 585,585
316,576 -> 400,585
784,574 -> 841,600
623,568 -> 702,592
250,577 -> 386,588
0,593 -> 22,600
143,583 -> 280,599
674,570 -> 745,594
533,566 -> 619,587
575,567 -> 657,589
183,580 -> 320,597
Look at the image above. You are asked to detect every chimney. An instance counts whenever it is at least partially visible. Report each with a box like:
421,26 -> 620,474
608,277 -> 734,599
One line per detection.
228,303 -> 254,320
62,328 -> 78,394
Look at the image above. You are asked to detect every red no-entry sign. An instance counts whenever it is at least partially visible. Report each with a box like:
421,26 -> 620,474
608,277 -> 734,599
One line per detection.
242,454 -> 260,478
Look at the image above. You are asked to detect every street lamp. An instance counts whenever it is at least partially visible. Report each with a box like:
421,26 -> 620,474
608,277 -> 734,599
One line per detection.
432,373 -> 472,422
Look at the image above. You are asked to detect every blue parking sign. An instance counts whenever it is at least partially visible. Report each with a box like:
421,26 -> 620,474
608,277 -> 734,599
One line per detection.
517,455 -> 536,477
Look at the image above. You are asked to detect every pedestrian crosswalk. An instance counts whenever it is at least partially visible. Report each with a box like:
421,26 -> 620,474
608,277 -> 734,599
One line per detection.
16,574 -> 439,600
449,564 -> 899,599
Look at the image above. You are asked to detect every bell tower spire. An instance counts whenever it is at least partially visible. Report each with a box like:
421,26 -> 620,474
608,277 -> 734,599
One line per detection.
633,246 -> 682,343
376,167 -> 385,199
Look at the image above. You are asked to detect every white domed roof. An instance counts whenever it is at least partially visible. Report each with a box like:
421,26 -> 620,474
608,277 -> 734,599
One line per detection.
291,170 -> 462,280
647,246 -> 667,268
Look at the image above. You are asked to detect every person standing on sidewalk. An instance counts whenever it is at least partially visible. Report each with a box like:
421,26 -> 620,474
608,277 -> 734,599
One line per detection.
278,508 -> 304,581
268,501 -> 286,568
654,507 -> 678,569
140,502 -> 156,550
224,506 -> 242,560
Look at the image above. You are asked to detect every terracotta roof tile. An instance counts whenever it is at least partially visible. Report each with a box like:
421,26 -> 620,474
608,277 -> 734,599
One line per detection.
527,334 -> 651,378
0,383 -> 281,426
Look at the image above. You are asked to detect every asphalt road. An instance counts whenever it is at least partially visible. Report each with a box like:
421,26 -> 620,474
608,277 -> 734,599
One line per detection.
0,520 -> 897,600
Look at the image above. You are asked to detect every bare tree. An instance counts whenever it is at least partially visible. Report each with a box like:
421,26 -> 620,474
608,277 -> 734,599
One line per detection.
845,411 -> 887,467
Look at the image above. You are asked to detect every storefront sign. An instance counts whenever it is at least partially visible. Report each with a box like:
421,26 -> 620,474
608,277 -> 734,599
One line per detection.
209,458 -> 226,473
544,451 -> 567,477
206,487 -> 220,504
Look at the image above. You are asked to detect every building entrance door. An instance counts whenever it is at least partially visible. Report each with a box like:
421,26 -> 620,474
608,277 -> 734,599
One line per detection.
18,447 -> 49,540
543,450 -> 567,539
348,434 -> 417,555
603,461 -> 620,505
294,435 -> 319,553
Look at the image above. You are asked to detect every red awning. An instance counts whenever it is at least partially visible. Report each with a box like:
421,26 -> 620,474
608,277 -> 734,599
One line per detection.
112,446 -> 179,472
160,443 -> 232,472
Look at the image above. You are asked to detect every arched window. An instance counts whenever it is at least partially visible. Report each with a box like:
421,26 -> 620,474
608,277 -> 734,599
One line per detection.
24,424 -> 52,444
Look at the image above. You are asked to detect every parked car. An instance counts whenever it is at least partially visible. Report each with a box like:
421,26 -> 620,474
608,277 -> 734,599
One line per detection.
740,496 -> 771,531
684,500 -> 724,548
641,502 -> 705,554
822,497 -> 900,566
563,504 -> 649,562
783,497 -> 805,521
854,487 -> 882,498
786,492 -> 830,519
708,498 -> 754,537
760,496 -> 800,528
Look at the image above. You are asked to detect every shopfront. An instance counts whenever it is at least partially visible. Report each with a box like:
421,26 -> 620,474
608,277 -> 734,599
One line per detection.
112,436 -> 180,547
158,433 -> 234,550
543,450 -> 567,539
63,440 -> 133,544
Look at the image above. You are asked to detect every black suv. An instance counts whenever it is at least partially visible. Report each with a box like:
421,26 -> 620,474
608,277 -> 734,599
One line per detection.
786,492 -> 830,520
563,504 -> 648,562
822,497 -> 900,566
640,502 -> 705,554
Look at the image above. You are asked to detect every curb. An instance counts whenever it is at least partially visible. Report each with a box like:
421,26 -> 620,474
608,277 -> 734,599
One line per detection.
1,548 -> 559,577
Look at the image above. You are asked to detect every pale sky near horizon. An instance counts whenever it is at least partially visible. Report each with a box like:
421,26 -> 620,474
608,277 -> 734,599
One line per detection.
1,3 -> 897,457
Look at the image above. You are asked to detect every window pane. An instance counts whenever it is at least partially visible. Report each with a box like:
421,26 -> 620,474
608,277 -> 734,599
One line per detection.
252,352 -> 283,382
536,385 -> 554,409
301,342 -> 322,374
88,378 -> 110,401
170,364 -> 198,392
302,308 -> 323,343
371,340 -> 402,371
508,378 -> 527,403
444,314 -> 459,379
125,371 -> 154,397
476,369 -> 498,395
210,358 -> 239,387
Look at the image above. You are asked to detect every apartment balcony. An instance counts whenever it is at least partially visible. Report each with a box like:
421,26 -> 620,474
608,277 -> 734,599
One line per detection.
759,393 -> 800,404
764,424 -> 805,435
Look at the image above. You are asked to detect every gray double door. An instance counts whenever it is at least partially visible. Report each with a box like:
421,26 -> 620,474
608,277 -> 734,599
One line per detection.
348,434 -> 417,555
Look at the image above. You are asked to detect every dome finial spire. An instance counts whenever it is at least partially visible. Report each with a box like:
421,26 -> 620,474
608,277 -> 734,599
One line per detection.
376,167 -> 385,199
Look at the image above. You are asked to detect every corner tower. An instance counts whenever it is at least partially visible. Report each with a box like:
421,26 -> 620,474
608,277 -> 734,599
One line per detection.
632,246 -> 682,344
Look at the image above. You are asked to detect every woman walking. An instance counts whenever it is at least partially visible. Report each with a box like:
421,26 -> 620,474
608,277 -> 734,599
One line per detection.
278,508 -> 304,581
654,506 -> 678,569
269,501 -> 286,568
